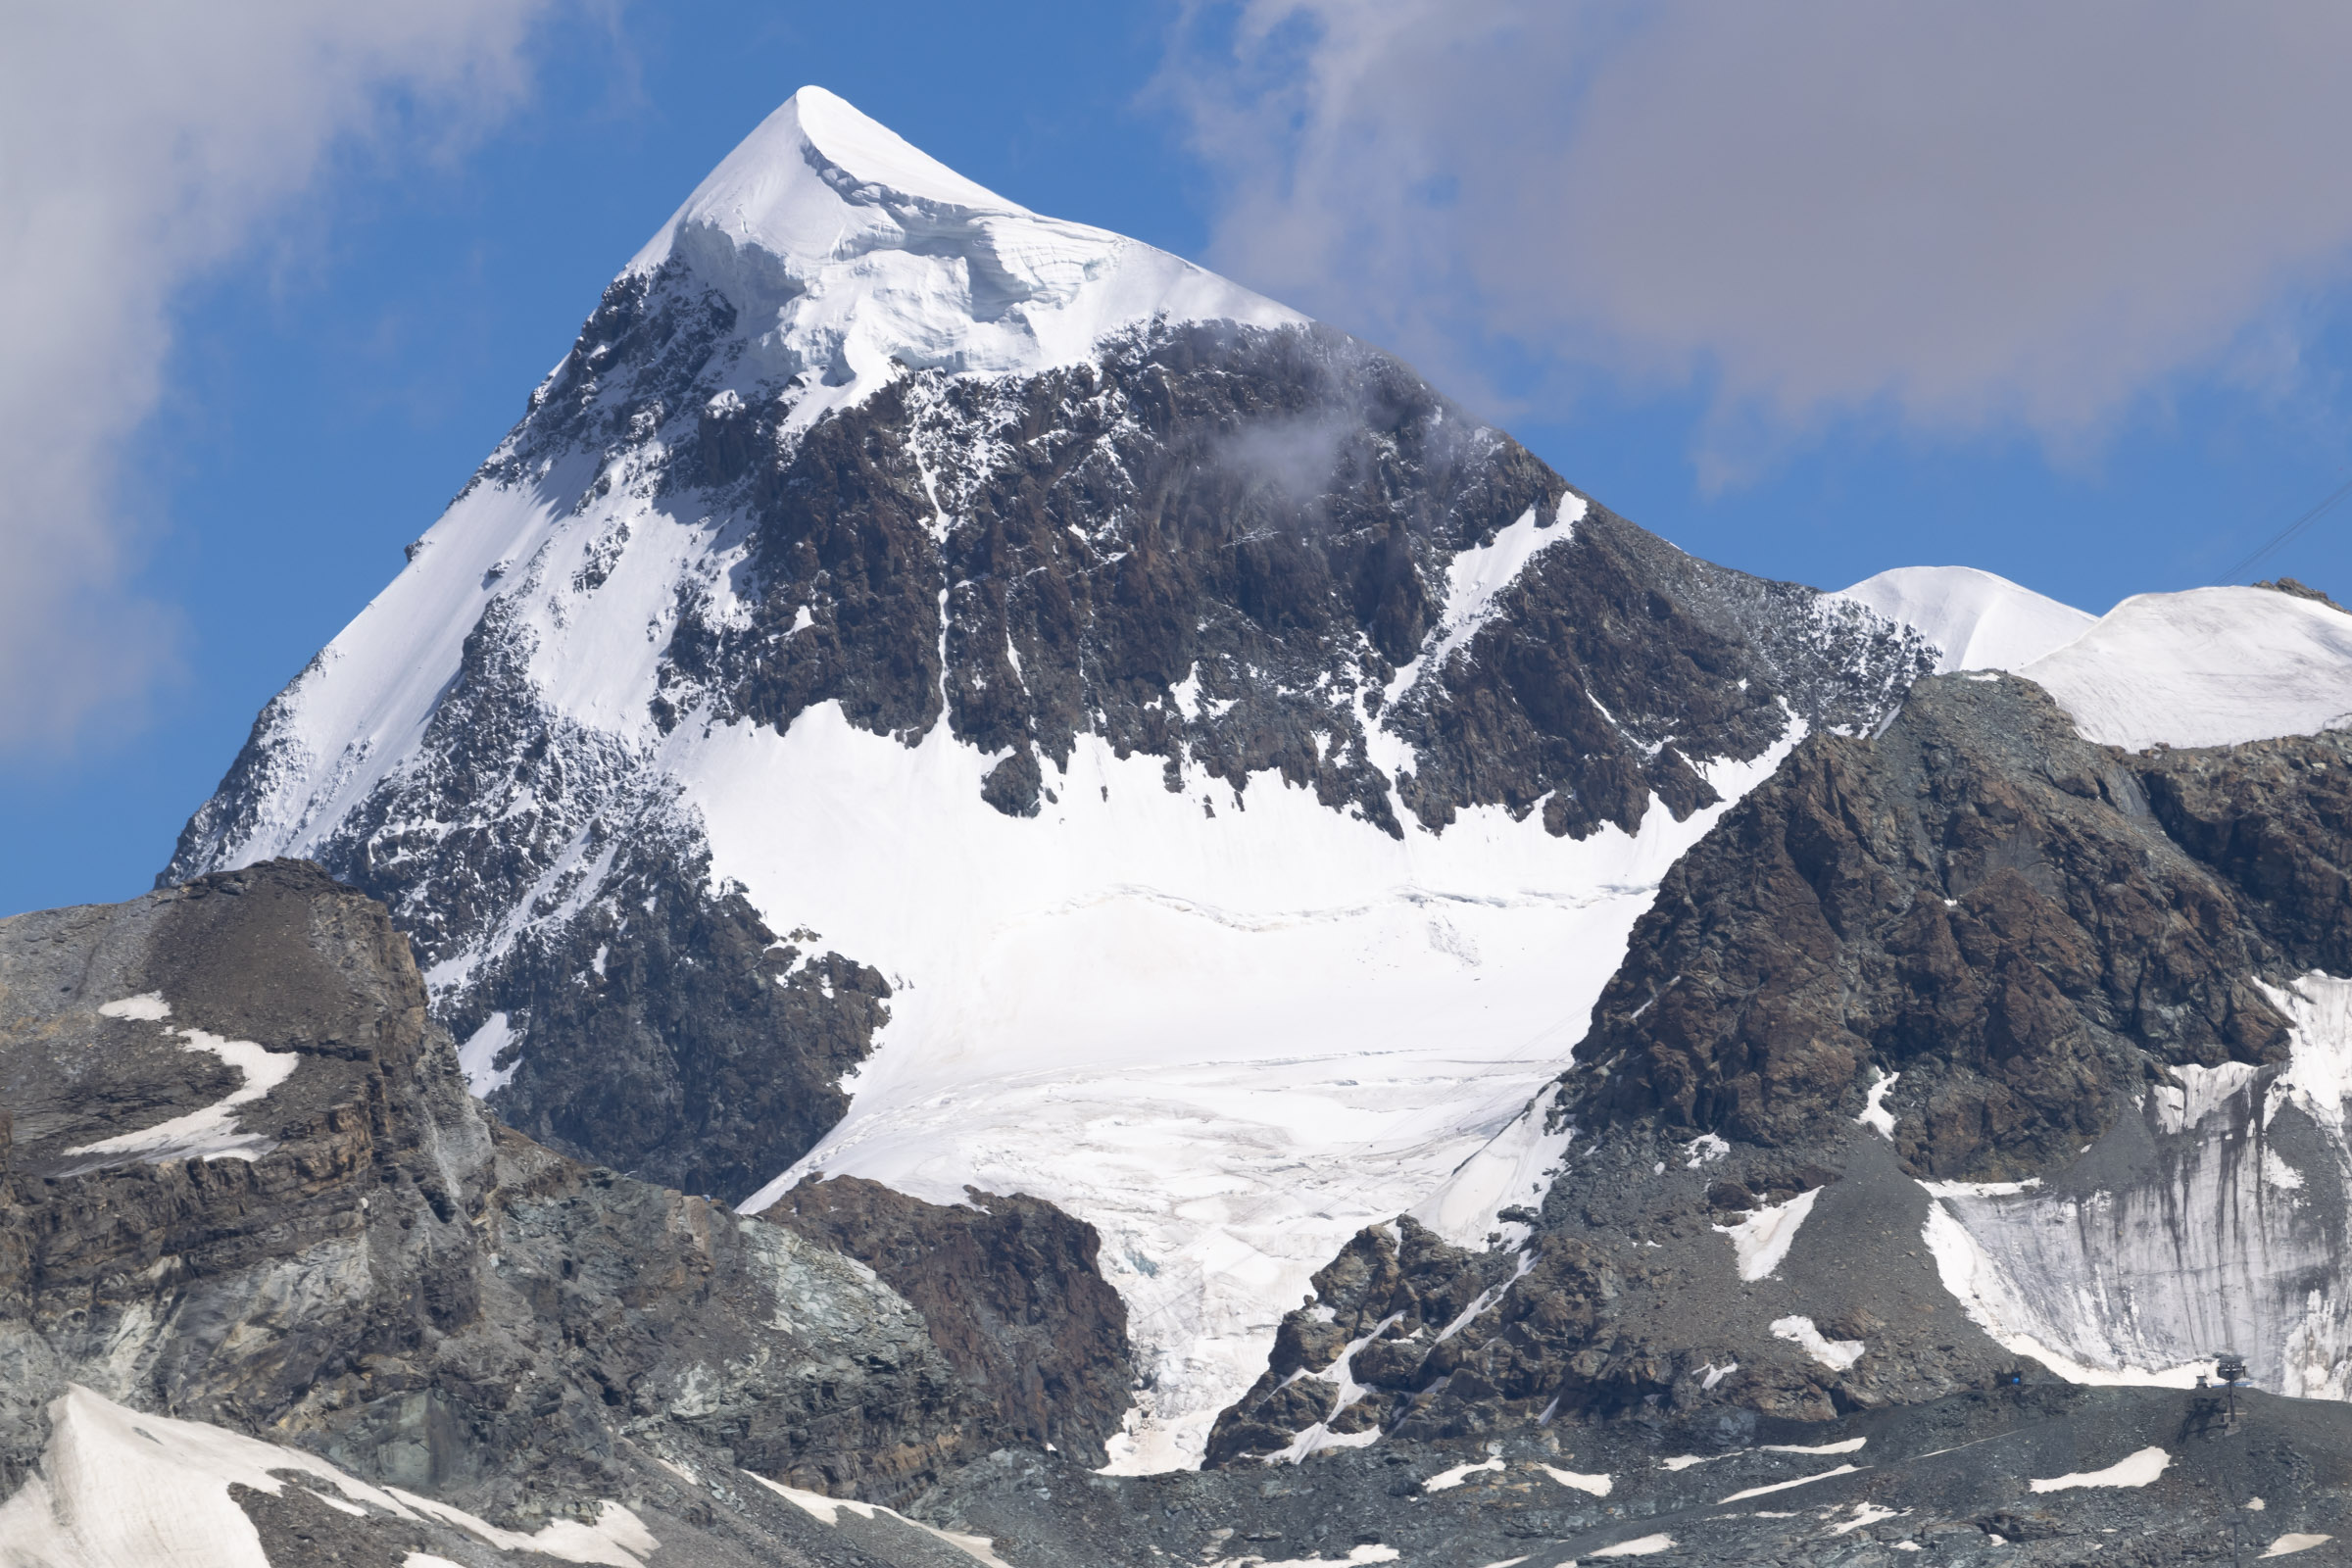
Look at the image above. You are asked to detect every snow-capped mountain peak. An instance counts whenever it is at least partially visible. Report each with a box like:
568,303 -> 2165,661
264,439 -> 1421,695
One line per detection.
168,86 -> 1943,1469
1839,564 -> 2352,752
1832,564 -> 2094,674
625,84 -> 1298,434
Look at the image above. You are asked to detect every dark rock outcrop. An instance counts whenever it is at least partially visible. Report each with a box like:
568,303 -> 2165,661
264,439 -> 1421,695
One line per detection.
661,320 -> 1931,844
1207,674 -> 2352,1463
444,836 -> 892,1204
768,1176 -> 1134,1468
1575,674 -> 2343,1178
0,860 -> 1132,1555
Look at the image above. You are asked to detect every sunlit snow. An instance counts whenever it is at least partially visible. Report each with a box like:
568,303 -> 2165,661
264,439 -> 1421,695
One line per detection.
711,705 -> 1798,1468
2019,586 -> 2352,751
2028,1446 -> 2171,1493
1715,1188 -> 1821,1283
70,996 -> 297,1166
1834,565 -> 2094,673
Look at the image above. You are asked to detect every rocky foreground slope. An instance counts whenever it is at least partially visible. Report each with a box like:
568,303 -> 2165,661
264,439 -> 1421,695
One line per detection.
0,860 -> 1133,1563
9,859 -> 2352,1567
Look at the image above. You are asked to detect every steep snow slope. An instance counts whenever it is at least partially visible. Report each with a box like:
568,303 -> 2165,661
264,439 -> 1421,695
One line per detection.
2019,586 -> 2352,751
169,86 -> 1933,1469
1833,565 -> 2094,672
630,86 -> 1297,428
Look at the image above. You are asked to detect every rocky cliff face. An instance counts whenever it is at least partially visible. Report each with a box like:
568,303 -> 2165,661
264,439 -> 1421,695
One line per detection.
0,861 -> 1133,1562
1207,669 -> 2352,1466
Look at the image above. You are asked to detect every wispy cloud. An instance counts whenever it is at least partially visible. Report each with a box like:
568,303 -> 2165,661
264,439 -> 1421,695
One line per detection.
1165,1 -> 2352,481
0,0 -> 566,758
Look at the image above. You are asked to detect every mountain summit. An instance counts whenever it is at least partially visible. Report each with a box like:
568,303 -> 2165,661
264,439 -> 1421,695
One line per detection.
628,86 -> 1298,435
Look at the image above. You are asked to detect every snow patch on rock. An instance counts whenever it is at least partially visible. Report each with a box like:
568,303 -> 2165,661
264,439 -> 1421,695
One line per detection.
1716,1188 -> 1822,1282
1591,1534 -> 1677,1557
457,1010 -> 519,1098
1542,1465 -> 1611,1495
0,1385 -> 408,1568
65,1018 -> 297,1167
741,1473 -> 1009,1566
1769,1315 -> 1866,1371
2028,1446 -> 2171,1493
1423,1456 -> 1505,1492
1718,1464 -> 1864,1503
1856,1069 -> 1899,1139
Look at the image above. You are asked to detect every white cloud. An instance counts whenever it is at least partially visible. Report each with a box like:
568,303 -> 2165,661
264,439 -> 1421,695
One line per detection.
0,0 -> 564,756
1168,1 -> 2352,478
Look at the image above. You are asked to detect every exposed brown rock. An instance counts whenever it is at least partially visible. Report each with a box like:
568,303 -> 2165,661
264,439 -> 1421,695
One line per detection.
0,860 -> 1134,1534
766,1175 -> 1134,1467
1576,675 -> 2317,1178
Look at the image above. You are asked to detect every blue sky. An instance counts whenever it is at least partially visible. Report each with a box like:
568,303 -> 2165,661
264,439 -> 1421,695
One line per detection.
6,0 -> 2352,915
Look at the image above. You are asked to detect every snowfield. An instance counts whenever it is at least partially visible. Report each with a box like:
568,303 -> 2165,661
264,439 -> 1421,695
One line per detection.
707,700 -> 1796,1470
1842,565 -> 2352,751
2018,585 -> 2352,751
1834,565 -> 2094,673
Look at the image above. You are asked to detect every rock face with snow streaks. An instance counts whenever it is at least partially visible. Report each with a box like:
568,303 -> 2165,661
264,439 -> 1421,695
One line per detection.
1578,673 -> 2307,1170
0,860 -> 1135,1561
1208,661 -> 2352,1462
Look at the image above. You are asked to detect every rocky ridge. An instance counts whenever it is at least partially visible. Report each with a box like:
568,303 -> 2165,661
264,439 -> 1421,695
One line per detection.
1210,671 -> 2352,1468
0,860 -> 1132,1563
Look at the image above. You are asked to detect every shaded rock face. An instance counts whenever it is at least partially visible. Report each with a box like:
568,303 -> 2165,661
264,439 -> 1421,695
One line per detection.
655,319 -> 1926,840
1205,676 -> 2352,1463
767,1176 -> 1134,1468
0,861 -> 1132,1540
1575,674 -> 2342,1177
440,833 -> 892,1204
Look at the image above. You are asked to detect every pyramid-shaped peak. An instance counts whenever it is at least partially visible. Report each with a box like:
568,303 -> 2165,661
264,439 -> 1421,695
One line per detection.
629,84 -> 1045,277
785,85 -> 1024,212
623,84 -> 1299,410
